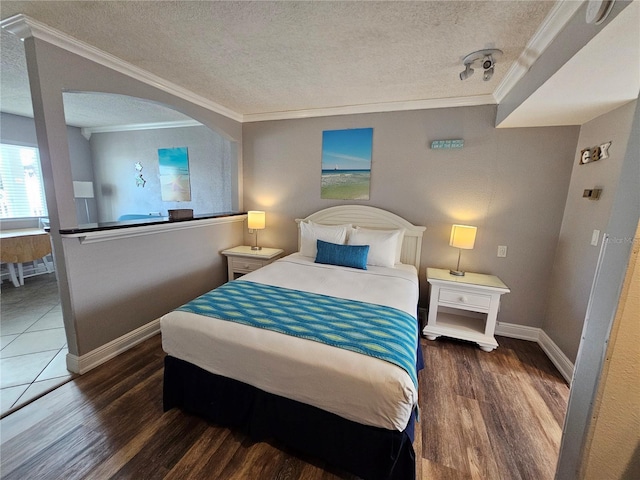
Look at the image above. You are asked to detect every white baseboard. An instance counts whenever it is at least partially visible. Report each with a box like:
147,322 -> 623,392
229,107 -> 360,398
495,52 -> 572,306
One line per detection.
495,321 -> 541,341
66,319 -> 161,374
496,322 -> 574,383
538,329 -> 575,384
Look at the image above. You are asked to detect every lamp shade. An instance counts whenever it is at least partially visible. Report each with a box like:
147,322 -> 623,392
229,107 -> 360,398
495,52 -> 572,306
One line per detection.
73,181 -> 94,199
247,211 -> 266,230
449,224 -> 477,250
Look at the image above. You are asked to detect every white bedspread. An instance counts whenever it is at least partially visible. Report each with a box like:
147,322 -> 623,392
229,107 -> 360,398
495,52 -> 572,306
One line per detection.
160,253 -> 420,431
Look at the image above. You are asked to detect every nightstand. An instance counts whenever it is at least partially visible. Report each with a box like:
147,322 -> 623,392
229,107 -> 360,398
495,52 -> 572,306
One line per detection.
424,267 -> 510,352
221,246 -> 284,281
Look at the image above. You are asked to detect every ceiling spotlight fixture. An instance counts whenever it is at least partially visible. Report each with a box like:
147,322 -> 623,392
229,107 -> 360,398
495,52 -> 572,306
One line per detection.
483,66 -> 494,81
459,63 -> 474,81
459,48 -> 503,82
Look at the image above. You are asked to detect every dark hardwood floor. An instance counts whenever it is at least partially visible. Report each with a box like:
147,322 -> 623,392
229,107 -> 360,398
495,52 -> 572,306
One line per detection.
418,336 -> 569,480
0,334 -> 569,479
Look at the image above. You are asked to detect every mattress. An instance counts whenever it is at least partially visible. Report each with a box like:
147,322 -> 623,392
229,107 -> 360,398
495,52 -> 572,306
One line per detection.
160,253 -> 420,431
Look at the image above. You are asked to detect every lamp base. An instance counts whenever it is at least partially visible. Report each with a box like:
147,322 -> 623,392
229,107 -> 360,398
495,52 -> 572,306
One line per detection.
251,246 -> 262,251
449,269 -> 465,276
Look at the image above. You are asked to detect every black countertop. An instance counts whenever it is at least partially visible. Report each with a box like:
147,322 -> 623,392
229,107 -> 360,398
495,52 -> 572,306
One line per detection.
58,211 -> 246,235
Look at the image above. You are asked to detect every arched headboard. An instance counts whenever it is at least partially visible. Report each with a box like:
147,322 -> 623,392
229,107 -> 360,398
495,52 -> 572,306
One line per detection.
295,205 -> 426,270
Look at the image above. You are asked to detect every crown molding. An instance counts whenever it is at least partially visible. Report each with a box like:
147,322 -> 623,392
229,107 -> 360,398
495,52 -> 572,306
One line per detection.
0,14 -> 243,123
0,14 -> 497,124
0,13 -> 33,39
1,5 -> 581,125
493,0 -> 584,103
243,94 -> 497,123
80,119 -> 202,139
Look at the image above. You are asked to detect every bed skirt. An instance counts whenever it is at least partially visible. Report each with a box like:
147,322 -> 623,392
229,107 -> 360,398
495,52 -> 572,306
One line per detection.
163,355 -> 418,480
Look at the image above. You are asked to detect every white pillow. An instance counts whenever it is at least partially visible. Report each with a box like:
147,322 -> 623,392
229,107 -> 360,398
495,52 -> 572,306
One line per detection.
348,228 -> 405,267
299,221 -> 350,258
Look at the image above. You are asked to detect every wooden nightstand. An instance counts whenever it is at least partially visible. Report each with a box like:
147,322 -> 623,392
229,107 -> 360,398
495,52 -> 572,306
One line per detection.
221,246 -> 284,281
424,267 -> 510,352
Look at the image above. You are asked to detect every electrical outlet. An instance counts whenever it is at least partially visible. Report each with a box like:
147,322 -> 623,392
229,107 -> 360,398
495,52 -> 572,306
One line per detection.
497,245 -> 507,258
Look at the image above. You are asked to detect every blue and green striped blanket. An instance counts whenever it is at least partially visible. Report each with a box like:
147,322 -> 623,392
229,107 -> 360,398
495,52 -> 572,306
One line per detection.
177,280 -> 418,388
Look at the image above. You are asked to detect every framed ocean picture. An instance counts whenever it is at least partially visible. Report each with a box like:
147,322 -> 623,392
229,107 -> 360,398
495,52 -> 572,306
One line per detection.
321,128 -> 373,200
158,147 -> 191,202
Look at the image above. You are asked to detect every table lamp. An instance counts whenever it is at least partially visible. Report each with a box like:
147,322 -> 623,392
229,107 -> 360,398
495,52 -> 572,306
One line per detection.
248,211 -> 266,250
449,224 -> 477,276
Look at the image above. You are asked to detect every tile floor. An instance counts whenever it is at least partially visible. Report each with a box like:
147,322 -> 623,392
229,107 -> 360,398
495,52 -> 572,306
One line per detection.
0,272 -> 73,417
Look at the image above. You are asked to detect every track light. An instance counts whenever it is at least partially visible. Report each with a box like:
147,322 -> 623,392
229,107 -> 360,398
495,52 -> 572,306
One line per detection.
459,48 -> 502,82
483,66 -> 494,81
482,55 -> 495,70
459,63 -> 474,81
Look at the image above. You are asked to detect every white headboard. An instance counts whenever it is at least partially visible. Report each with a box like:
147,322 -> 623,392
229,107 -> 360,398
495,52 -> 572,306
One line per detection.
295,205 -> 426,270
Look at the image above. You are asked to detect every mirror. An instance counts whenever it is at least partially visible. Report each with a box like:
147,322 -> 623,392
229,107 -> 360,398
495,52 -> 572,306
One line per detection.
63,92 -> 237,225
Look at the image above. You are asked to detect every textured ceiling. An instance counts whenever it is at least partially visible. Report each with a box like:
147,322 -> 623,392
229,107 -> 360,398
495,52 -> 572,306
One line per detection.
0,0 -> 556,121
0,28 -> 196,127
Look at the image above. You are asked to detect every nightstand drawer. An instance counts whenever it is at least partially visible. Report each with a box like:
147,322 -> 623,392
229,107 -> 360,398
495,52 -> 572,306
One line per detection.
439,288 -> 492,309
229,257 -> 265,273
222,246 -> 285,282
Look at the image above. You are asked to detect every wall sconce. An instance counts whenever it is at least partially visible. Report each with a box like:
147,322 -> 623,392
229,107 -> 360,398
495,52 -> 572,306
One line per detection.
459,49 -> 503,82
73,181 -> 94,224
247,210 -> 266,250
449,224 -> 477,276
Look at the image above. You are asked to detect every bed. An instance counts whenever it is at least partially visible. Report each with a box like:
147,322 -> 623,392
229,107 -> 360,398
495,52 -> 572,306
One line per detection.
161,205 -> 426,479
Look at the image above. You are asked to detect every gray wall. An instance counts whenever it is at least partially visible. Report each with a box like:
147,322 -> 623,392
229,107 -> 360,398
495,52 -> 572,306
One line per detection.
63,221 -> 242,353
0,112 -> 38,146
23,37 -> 243,357
555,98 -> 639,480
0,112 -> 95,227
242,105 -> 580,328
67,125 -> 96,224
543,100 -> 638,362
90,125 -> 233,222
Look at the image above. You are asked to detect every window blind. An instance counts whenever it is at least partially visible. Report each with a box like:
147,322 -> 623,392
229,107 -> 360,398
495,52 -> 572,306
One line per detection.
0,143 -> 48,219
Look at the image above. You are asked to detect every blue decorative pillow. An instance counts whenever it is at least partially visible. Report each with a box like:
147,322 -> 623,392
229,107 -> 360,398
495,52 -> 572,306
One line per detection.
315,239 -> 369,270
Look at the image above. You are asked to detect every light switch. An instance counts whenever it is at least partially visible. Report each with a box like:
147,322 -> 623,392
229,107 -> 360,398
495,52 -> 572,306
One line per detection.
591,230 -> 600,246
497,245 -> 507,257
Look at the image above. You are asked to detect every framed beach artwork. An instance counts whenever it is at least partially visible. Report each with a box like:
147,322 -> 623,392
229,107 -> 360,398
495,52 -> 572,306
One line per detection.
321,128 -> 373,200
158,147 -> 191,202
